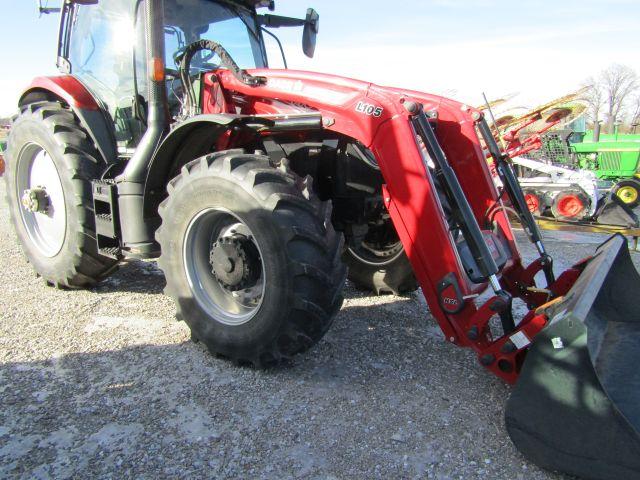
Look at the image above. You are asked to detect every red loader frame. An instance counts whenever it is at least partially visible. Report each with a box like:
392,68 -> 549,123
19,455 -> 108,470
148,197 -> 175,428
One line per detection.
203,68 -> 578,383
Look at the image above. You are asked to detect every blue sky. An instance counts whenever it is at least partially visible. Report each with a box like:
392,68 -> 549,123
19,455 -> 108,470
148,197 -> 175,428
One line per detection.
1,0 -> 639,116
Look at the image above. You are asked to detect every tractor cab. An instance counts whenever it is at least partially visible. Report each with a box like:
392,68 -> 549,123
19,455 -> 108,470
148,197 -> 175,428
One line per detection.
57,0 -> 316,151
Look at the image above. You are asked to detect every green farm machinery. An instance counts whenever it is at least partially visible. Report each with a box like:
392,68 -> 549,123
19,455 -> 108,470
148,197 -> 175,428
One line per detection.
508,113 -> 640,211
571,128 -> 640,208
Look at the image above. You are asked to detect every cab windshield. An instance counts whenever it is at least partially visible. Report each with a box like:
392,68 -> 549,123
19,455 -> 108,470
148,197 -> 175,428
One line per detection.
164,0 -> 267,72
67,0 -> 266,147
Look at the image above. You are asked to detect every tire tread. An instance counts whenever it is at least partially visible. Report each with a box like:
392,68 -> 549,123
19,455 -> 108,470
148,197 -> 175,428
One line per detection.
5,101 -> 117,288
156,149 -> 345,367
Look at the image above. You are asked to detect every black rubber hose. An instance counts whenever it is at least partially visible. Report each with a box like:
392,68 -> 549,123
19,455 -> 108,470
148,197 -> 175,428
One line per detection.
177,39 -> 265,90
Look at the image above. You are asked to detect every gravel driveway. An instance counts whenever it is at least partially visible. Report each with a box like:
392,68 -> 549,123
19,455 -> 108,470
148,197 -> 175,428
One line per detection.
1,179 -> 638,479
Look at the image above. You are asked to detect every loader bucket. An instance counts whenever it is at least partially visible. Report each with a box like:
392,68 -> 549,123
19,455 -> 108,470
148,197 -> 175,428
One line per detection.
505,234 -> 640,480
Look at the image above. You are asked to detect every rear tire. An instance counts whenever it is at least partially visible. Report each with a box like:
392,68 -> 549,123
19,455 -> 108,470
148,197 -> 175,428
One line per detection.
344,249 -> 417,295
5,101 -> 117,288
612,179 -> 640,209
343,219 -> 418,295
156,150 -> 346,367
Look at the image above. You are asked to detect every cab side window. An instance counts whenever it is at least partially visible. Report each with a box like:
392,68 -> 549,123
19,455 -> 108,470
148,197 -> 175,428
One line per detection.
68,0 -> 145,148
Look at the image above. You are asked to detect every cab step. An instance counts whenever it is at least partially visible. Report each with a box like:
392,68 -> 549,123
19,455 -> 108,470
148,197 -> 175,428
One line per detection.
92,179 -> 122,260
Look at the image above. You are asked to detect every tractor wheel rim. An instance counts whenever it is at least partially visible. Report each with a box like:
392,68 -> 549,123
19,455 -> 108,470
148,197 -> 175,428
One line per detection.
557,195 -> 584,218
525,193 -> 540,213
616,186 -> 638,204
183,208 -> 265,326
347,240 -> 404,266
347,219 -> 405,266
16,144 -> 66,257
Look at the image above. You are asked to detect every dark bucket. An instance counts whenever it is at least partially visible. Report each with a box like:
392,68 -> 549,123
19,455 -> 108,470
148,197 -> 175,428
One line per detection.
594,192 -> 639,228
506,234 -> 640,480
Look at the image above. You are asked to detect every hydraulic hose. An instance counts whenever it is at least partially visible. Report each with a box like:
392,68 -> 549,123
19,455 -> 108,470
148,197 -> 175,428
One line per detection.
176,40 -> 265,115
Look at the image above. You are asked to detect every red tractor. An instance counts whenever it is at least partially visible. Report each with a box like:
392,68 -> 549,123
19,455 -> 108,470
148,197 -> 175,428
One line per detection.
5,1 -> 639,478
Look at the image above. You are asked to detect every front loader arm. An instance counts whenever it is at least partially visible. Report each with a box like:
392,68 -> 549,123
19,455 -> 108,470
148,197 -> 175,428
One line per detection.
369,103 -> 558,383
214,68 -> 564,382
215,69 -> 387,146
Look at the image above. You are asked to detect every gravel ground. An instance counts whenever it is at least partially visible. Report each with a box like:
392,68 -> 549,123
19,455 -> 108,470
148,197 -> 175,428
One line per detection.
1,179 -> 638,479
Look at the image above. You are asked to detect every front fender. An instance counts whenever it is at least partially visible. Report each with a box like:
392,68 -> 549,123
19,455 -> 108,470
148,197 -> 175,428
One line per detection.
143,114 -> 238,218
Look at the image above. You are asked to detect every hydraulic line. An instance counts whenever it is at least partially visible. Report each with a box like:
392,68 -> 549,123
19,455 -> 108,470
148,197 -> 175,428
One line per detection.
408,103 -> 516,333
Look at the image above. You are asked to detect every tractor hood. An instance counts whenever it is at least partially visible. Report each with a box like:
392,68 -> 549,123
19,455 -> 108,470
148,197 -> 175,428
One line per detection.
214,68 -> 480,150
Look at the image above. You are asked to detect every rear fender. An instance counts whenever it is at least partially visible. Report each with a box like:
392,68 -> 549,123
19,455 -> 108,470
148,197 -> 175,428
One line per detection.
19,76 -> 117,165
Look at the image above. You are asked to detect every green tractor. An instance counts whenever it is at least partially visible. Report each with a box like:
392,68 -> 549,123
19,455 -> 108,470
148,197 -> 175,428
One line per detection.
570,126 -> 640,208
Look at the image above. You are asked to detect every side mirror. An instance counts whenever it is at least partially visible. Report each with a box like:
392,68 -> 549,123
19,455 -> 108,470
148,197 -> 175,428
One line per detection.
302,8 -> 319,58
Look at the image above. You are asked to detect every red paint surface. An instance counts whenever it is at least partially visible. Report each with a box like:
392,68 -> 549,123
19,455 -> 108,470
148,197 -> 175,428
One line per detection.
20,76 -> 99,111
524,192 -> 540,213
209,69 -> 565,382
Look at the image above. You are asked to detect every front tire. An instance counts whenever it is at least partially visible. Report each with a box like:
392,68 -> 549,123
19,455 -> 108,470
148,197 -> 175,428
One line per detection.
612,179 -> 640,209
156,150 -> 346,367
5,101 -> 117,288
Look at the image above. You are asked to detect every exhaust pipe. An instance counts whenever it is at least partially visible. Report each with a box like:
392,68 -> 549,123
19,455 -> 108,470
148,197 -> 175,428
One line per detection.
116,0 -> 168,254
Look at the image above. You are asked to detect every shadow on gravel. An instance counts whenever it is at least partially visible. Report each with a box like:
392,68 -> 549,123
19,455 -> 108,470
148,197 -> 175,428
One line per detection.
0,235 -> 521,478
0,342 -> 206,478
0,334 -> 491,479
91,260 -> 167,295
0,289 -> 516,479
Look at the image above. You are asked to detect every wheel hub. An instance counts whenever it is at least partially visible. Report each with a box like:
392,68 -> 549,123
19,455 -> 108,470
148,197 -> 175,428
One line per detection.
557,194 -> 584,218
15,145 -> 67,258
21,187 -> 50,213
617,186 -> 638,204
209,235 -> 260,291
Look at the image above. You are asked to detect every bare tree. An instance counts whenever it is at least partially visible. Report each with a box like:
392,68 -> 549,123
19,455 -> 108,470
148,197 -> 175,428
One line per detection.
581,77 -> 605,124
600,64 -> 638,133
582,65 -> 639,133
630,95 -> 640,128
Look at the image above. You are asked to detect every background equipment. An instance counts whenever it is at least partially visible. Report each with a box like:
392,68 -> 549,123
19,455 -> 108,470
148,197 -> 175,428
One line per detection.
492,93 -> 638,223
571,127 -> 640,208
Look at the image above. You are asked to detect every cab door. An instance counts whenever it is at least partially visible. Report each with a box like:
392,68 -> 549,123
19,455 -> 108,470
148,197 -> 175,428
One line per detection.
64,0 -> 147,150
